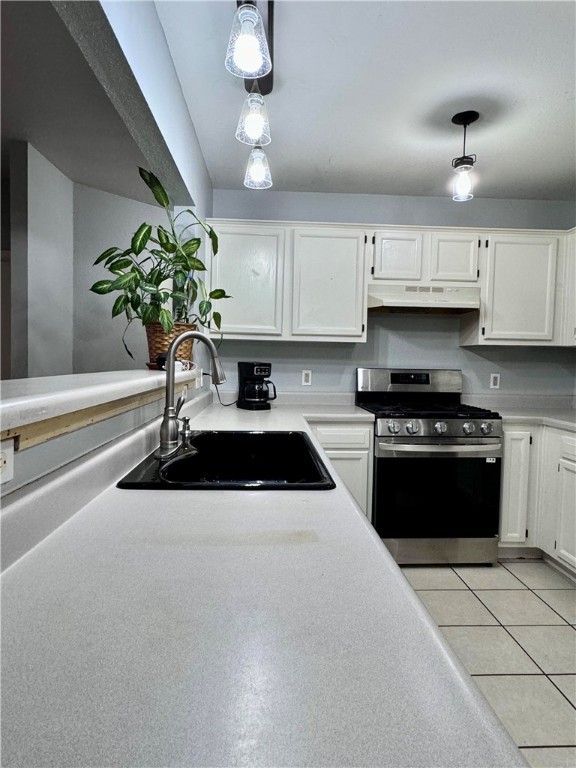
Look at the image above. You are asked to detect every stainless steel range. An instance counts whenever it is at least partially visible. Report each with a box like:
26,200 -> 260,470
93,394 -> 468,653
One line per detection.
356,368 -> 503,565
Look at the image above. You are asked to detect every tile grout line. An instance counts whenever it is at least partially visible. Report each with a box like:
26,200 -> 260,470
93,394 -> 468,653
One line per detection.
411,561 -> 576,748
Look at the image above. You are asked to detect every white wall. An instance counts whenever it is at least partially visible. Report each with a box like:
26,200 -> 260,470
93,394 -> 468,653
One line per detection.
213,189 -> 575,230
73,184 -> 168,372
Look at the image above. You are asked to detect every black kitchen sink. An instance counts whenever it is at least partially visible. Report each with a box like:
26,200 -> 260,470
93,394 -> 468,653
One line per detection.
117,430 -> 336,490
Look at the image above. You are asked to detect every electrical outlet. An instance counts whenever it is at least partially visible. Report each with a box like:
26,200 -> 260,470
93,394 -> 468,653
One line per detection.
490,373 -> 501,389
0,439 -> 15,483
302,369 -> 312,386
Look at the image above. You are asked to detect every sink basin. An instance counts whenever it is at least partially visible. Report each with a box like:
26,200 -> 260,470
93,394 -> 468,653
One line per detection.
117,431 -> 336,490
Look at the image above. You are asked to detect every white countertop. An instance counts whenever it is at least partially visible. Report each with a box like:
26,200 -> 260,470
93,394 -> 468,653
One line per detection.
1,402 -> 527,767
500,408 -> 576,431
0,368 -> 200,431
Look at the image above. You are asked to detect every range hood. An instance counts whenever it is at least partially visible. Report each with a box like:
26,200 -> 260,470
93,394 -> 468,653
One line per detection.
367,284 -> 480,314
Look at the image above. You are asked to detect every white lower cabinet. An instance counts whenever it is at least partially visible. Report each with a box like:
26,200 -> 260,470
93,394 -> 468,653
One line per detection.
307,420 -> 373,520
537,427 -> 576,572
499,426 -> 533,544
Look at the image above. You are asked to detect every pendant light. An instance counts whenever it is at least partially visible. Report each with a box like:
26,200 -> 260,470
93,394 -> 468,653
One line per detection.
236,85 -> 271,146
244,146 -> 273,189
225,4 -> 272,80
451,110 -> 479,202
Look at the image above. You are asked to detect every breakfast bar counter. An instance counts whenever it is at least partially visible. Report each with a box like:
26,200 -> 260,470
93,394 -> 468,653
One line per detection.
1,403 -> 528,767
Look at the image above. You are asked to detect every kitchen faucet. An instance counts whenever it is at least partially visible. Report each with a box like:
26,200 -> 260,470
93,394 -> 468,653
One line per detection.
155,331 -> 226,460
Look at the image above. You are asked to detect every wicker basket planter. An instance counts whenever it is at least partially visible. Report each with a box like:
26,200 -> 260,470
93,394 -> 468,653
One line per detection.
145,322 -> 197,369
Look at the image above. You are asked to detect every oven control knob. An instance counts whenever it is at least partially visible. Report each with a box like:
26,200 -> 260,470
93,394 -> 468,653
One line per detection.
434,421 -> 448,435
387,420 -> 401,434
405,421 -> 419,435
480,422 -> 494,435
462,421 -> 476,435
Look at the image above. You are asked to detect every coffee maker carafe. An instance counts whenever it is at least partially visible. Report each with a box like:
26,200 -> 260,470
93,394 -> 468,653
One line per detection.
237,362 -> 277,410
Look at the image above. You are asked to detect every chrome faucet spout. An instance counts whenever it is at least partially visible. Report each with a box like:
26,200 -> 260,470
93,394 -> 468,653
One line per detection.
155,331 -> 226,460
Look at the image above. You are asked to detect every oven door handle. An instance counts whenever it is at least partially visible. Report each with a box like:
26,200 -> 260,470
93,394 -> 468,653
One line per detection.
376,442 -> 502,458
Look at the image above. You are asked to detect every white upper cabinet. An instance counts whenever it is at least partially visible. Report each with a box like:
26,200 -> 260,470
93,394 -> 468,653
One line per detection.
430,231 -> 479,282
292,227 -> 367,338
484,234 -> 558,341
373,231 -> 423,280
460,231 -> 561,346
372,229 -> 479,284
559,229 -> 576,347
208,221 -> 368,342
209,223 -> 286,337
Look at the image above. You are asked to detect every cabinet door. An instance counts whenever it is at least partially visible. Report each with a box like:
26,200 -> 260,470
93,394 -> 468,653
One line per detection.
559,230 -> 576,346
292,228 -> 366,338
484,235 -> 558,341
210,224 -> 286,336
430,232 -> 479,282
324,450 -> 371,518
557,458 -> 576,569
373,231 -> 423,280
500,429 -> 531,543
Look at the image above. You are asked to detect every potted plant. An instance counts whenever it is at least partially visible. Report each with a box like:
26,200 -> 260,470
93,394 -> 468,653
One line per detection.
90,167 -> 230,366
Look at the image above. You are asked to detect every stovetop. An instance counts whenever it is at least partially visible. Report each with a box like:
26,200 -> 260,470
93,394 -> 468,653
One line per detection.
357,401 -> 501,420
355,367 -> 503,439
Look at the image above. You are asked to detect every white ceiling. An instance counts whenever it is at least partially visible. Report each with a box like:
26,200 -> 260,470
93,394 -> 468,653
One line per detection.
155,0 -> 576,200
2,1 -> 575,205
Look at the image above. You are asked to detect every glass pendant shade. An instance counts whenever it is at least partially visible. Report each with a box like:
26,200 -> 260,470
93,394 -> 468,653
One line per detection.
225,4 -> 272,79
236,92 -> 271,145
452,167 -> 473,202
244,147 -> 273,189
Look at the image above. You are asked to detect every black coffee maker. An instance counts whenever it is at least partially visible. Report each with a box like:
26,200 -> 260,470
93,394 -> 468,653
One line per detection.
237,362 -> 277,410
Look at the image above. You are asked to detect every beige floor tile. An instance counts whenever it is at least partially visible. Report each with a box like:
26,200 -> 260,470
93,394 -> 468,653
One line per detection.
415,590 -> 498,626
475,590 -> 568,625
400,566 -> 466,590
534,590 -> 576,624
550,675 -> 576,707
521,747 -> 576,768
473,675 -> 576,747
503,562 -> 576,590
440,626 -> 540,674
454,563 -> 528,590
507,626 -> 576,674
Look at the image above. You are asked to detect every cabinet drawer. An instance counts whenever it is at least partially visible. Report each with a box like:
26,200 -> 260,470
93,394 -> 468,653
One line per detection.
560,436 -> 576,461
313,426 -> 371,449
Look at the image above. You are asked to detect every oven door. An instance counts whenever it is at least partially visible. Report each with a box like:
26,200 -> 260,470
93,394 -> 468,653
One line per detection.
373,439 -> 502,540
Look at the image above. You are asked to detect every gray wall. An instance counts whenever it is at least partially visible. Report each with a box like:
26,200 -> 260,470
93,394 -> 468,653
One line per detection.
28,145 -> 74,376
73,184 -> 168,372
213,189 -> 576,230
9,143 -> 74,378
214,313 -> 576,400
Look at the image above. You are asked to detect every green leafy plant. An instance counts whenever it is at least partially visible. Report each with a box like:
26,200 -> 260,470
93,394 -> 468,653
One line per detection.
90,167 -> 230,358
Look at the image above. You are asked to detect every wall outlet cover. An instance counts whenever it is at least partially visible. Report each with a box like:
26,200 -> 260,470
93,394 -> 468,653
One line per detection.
0,439 -> 15,483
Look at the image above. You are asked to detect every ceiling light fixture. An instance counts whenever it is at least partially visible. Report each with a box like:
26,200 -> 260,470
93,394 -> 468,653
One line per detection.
244,146 -> 273,189
225,3 -> 272,80
236,84 -> 271,146
451,110 -> 479,202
